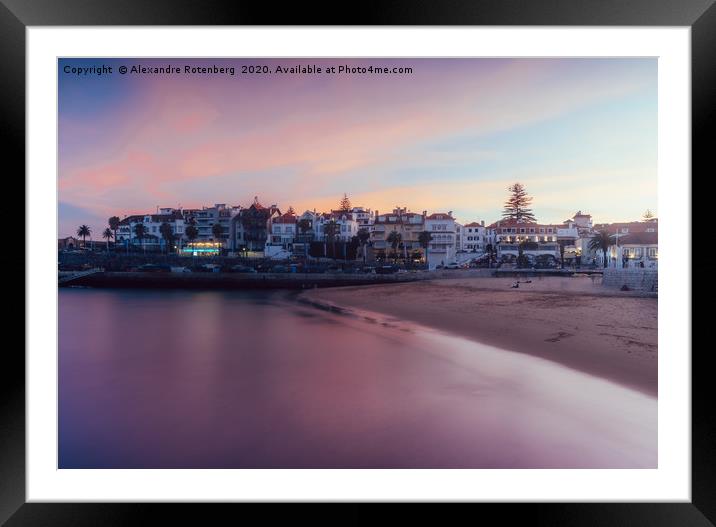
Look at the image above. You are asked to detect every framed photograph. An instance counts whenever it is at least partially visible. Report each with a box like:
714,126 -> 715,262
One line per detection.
8,0 -> 706,524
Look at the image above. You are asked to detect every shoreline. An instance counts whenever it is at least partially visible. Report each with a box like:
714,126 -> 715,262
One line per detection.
299,277 -> 658,397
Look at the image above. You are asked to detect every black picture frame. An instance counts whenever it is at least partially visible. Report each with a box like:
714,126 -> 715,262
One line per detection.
6,0 -> 706,524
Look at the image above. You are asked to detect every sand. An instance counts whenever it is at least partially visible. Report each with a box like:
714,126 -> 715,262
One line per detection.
300,276 -> 658,396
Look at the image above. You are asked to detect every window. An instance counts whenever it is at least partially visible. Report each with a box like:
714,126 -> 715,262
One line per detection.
529,228 -> 535,233
621,228 -> 629,233
648,247 -> 658,258
520,228 -> 525,234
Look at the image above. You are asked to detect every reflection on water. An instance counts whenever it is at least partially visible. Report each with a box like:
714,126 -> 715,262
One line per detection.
59,288 -> 656,468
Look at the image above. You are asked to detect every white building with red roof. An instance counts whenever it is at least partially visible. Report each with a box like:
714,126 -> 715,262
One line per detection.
458,221 -> 486,253
487,218 -> 565,264
265,211 -> 297,258
328,210 -> 360,241
424,212 -> 457,268
592,219 -> 658,268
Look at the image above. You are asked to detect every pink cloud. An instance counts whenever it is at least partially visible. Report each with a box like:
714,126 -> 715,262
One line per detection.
59,58 -> 654,224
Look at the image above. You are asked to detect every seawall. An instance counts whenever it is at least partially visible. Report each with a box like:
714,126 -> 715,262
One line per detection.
62,271 -> 421,290
602,268 -> 658,293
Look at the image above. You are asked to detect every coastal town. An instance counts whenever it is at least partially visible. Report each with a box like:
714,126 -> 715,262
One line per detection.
59,183 -> 658,273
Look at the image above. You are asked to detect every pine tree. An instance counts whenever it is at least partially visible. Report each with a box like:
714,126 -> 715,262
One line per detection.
643,209 -> 655,221
339,193 -> 351,211
286,206 -> 295,215
502,183 -> 536,222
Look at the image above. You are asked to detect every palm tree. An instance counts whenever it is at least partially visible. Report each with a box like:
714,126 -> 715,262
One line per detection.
159,222 -> 175,254
298,218 -> 312,235
108,216 -> 120,251
296,218 -> 312,259
557,239 -> 570,269
387,231 -> 402,263
212,222 -> 224,241
517,238 -> 528,268
357,228 -> 370,264
518,239 -> 539,268
76,225 -> 91,249
418,230 -> 433,267
485,243 -> 494,269
211,223 -> 225,255
588,230 -> 612,268
185,224 -> 199,249
323,220 -> 339,260
133,223 -> 147,254
102,228 -> 113,252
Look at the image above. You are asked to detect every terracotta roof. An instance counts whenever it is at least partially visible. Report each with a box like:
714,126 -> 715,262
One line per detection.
487,219 -> 566,230
611,232 -> 658,245
594,221 -> 658,234
426,213 -> 454,220
273,212 -> 297,224
463,222 -> 483,228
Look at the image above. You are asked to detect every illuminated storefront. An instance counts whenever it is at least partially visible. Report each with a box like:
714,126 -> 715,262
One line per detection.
182,242 -> 222,256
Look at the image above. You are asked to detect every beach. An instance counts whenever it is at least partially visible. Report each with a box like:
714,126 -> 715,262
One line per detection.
300,276 -> 658,396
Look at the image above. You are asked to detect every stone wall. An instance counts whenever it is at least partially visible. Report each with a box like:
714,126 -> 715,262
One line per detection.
602,268 -> 658,292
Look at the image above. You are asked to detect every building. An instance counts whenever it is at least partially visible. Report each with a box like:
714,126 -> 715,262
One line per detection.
58,236 -> 80,251
460,221 -> 486,253
487,218 -> 563,264
115,209 -> 186,252
233,198 -> 281,252
351,206 -> 374,231
188,204 -> 240,247
424,212 -> 457,268
328,210 -> 360,241
370,207 -> 425,259
265,211 -> 297,258
591,218 -> 658,268
604,231 -> 658,269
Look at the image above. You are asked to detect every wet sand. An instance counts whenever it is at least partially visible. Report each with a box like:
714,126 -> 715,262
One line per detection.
300,276 -> 658,396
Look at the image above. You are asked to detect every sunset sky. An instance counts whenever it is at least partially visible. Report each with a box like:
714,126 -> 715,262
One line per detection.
59,58 -> 656,238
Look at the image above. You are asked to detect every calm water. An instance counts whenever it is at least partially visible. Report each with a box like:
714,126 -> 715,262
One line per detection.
59,288 -> 657,468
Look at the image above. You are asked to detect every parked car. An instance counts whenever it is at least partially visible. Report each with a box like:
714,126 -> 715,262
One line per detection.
444,262 -> 461,270
375,264 -> 399,274
136,263 -> 170,273
191,263 -> 221,273
229,264 -> 257,273
270,264 -> 290,273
